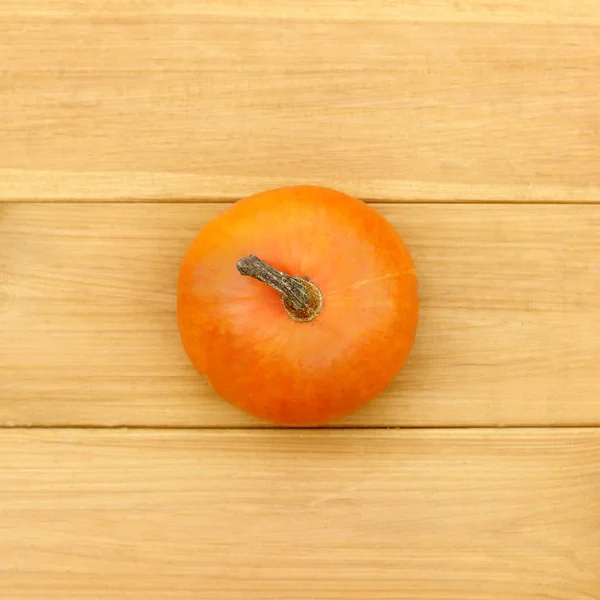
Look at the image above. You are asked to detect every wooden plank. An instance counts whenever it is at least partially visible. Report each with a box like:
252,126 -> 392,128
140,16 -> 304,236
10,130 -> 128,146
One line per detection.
2,0 -> 600,24
1,202 -> 599,428
1,5 -> 599,202
1,428 -> 598,599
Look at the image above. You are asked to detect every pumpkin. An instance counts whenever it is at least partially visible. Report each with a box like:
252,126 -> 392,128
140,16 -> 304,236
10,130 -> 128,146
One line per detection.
177,185 -> 418,426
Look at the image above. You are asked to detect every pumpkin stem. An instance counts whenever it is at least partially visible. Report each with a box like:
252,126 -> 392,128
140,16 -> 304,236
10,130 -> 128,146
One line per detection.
236,255 -> 323,323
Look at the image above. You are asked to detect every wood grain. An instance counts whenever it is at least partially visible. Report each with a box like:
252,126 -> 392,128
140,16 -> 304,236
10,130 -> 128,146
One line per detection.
1,428 -> 599,600
2,202 -> 599,428
1,2 -> 599,202
3,0 -> 600,24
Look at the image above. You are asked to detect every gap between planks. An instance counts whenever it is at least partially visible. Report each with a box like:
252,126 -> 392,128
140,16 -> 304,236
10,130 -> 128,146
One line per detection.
1,425 -> 599,431
3,199 -> 600,205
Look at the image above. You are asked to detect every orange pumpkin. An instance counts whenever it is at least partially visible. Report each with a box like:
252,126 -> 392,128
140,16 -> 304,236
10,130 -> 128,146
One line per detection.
177,185 -> 418,425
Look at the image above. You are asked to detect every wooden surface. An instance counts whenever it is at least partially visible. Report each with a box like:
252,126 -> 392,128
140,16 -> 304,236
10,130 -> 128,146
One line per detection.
2,203 -> 600,427
1,1 -> 600,598
2,429 -> 599,600
2,1 -> 600,202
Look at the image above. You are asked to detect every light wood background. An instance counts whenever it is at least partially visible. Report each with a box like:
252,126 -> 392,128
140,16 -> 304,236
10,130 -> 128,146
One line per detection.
1,1 -> 599,599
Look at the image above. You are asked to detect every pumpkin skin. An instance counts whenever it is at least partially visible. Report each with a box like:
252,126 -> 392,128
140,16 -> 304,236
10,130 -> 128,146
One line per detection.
177,185 -> 418,426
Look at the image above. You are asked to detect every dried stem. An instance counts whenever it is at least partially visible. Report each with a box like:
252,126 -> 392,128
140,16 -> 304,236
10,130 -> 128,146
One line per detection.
236,255 -> 323,322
